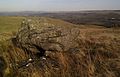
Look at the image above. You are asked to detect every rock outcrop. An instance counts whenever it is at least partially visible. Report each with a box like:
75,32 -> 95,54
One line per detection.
14,17 -> 80,55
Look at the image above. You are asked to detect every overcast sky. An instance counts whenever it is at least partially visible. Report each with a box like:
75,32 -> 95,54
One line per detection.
0,0 -> 120,12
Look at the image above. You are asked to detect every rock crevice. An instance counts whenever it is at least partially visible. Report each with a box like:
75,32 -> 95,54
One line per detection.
13,17 -> 80,56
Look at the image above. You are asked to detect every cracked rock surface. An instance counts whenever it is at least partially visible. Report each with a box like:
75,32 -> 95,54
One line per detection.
14,17 -> 80,54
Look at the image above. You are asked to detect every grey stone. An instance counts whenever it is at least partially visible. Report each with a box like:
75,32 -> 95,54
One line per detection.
14,17 -> 80,54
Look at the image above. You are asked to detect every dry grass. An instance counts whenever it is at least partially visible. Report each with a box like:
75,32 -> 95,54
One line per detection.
0,27 -> 120,77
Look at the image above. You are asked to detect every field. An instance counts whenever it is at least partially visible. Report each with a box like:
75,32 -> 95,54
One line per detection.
0,16 -> 120,77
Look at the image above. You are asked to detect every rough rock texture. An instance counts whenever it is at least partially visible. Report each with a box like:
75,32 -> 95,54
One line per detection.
14,17 -> 80,54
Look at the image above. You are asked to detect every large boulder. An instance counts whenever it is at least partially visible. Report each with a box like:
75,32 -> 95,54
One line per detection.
13,17 -> 80,55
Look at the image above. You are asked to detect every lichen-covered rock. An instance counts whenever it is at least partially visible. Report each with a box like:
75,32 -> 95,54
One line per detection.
14,17 -> 80,54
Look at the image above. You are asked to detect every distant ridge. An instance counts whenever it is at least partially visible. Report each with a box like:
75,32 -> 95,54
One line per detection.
0,10 -> 120,16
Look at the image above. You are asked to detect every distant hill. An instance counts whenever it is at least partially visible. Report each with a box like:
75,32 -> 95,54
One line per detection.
0,10 -> 120,27
0,11 -> 46,16
0,10 -> 120,16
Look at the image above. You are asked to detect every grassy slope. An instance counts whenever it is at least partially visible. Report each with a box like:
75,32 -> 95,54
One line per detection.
0,16 -> 25,77
0,16 -> 24,33
0,17 -> 120,77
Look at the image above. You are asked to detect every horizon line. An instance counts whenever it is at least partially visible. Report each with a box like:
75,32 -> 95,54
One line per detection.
0,9 -> 120,13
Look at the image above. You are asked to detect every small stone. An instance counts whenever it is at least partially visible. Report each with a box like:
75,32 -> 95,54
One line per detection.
42,57 -> 46,60
28,58 -> 32,62
26,63 -> 30,67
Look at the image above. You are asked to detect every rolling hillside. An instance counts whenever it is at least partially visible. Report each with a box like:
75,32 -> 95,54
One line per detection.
0,16 -> 120,77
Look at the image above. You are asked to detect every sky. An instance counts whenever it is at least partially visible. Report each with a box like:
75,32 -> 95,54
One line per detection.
0,0 -> 120,12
